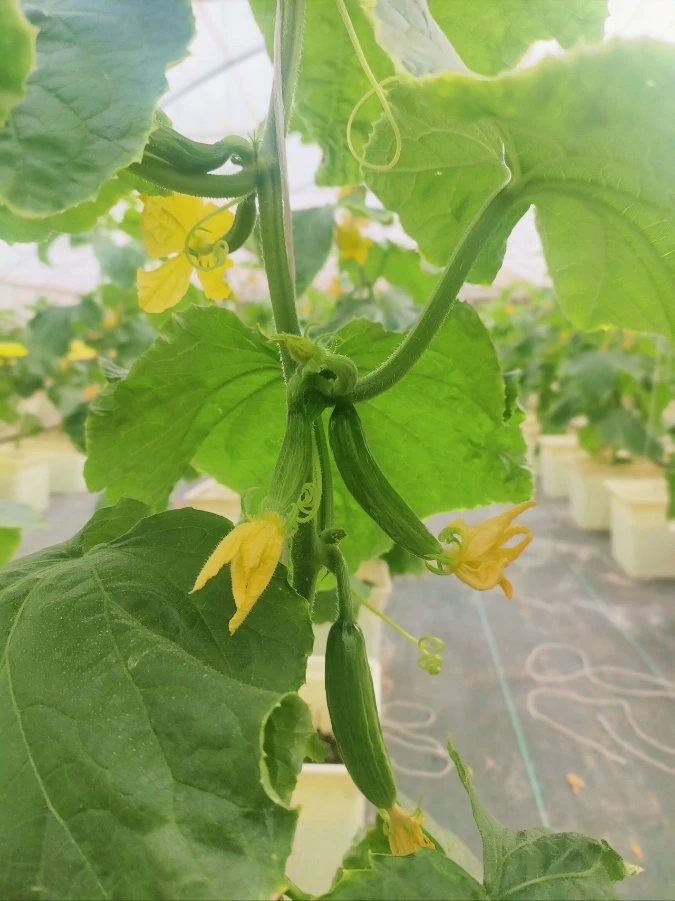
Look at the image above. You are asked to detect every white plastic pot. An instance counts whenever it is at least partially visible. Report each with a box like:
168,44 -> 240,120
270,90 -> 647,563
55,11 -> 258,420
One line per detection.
18,433 -> 87,493
290,654 -> 381,895
538,433 -> 581,498
569,454 -> 661,531
312,558 -> 392,661
181,478 -> 241,522
0,451 -> 50,511
606,478 -> 675,579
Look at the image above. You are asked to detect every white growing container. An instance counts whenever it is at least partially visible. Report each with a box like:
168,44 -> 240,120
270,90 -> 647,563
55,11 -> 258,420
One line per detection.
606,478 -> 675,579
290,654 -> 381,895
521,411 -> 540,471
538,433 -> 581,498
17,433 -> 88,493
0,451 -> 50,511
569,454 -> 661,531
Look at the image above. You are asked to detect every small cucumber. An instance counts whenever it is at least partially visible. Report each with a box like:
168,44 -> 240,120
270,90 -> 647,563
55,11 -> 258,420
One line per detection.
326,618 -> 397,810
144,123 -> 253,174
223,193 -> 257,252
329,403 -> 442,560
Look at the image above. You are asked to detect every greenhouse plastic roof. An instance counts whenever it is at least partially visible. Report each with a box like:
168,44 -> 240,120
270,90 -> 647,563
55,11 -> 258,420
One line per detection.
1,0 -> 674,308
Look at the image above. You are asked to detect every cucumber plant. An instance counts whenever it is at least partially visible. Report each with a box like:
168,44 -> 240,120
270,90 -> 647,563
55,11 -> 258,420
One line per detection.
0,0 -> 672,898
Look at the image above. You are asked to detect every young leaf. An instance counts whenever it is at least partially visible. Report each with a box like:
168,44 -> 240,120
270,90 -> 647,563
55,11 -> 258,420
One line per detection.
0,0 -> 36,127
0,1 -> 193,217
367,41 -> 675,338
0,505 -> 313,899
448,742 -> 640,899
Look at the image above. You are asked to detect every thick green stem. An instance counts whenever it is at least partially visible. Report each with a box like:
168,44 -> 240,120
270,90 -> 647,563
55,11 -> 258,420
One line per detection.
257,0 -> 306,378
350,192 -> 513,403
128,159 -> 256,198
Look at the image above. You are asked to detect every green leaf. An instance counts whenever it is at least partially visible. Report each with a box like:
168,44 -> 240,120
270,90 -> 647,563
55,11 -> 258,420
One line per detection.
0,178 -> 129,243
0,505 -> 313,899
323,849 -> 487,900
0,528 -> 20,565
293,205 -> 335,296
360,0 -> 469,77
249,0 -> 393,185
88,304 -> 530,569
343,242 -> 441,304
0,1 -> 193,216
0,0 -> 36,127
428,0 -> 607,74
367,41 -> 675,337
448,742 -> 640,899
86,307 -> 283,509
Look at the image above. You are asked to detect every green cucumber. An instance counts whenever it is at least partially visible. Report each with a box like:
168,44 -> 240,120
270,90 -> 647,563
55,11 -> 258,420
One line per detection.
329,403 -> 442,559
326,618 -> 397,810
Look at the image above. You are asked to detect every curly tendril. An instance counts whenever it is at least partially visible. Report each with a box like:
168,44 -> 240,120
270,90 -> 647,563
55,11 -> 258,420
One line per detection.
335,0 -> 402,173
184,197 -> 240,271
353,587 -> 445,677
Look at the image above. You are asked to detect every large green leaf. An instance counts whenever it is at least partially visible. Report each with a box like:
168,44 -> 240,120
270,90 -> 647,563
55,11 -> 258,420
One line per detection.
324,850 -> 487,900
0,0 -> 36,127
448,743 -> 639,899
87,303 -> 530,569
0,1 -> 193,217
293,205 -> 335,296
85,308 -> 283,509
0,504 -> 313,899
0,178 -> 128,243
428,0 -> 607,75
249,0 -> 393,185
366,41 -> 675,337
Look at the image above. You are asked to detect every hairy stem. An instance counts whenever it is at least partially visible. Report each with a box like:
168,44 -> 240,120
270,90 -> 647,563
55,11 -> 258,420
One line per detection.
257,0 -> 306,378
325,544 -> 355,622
350,192 -> 513,403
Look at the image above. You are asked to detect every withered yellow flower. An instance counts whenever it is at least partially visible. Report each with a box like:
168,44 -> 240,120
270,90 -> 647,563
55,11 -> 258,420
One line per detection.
0,341 -> 28,359
191,513 -> 285,634
335,217 -> 372,265
66,339 -> 97,362
137,193 -> 234,313
438,501 -> 535,599
385,803 -> 434,856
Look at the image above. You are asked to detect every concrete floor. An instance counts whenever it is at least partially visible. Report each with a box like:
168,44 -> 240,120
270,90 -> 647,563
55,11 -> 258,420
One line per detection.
17,492 -> 675,899
382,500 -> 675,901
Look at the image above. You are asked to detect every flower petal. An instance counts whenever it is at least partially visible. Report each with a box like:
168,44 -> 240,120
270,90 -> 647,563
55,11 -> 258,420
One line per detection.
199,202 -> 235,242
466,501 -> 536,559
137,256 -> 191,313
197,261 -> 233,300
0,341 -> 28,359
229,516 -> 284,633
191,525 -> 250,593
140,193 -> 206,257
386,804 -> 434,856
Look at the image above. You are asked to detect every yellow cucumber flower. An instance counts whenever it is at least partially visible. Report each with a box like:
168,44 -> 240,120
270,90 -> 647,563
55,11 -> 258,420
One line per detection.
335,216 -> 372,265
384,804 -> 434,856
66,339 -> 97,362
0,341 -> 28,359
137,193 -> 234,313
437,501 -> 536,599
191,513 -> 285,634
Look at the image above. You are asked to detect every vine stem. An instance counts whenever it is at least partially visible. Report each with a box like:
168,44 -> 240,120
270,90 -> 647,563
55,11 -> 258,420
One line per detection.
350,191 -> 514,403
352,585 -> 418,646
257,0 -> 306,379
325,544 -> 356,622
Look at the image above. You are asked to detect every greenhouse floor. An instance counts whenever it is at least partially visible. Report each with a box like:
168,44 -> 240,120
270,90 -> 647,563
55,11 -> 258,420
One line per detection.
18,493 -> 675,900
